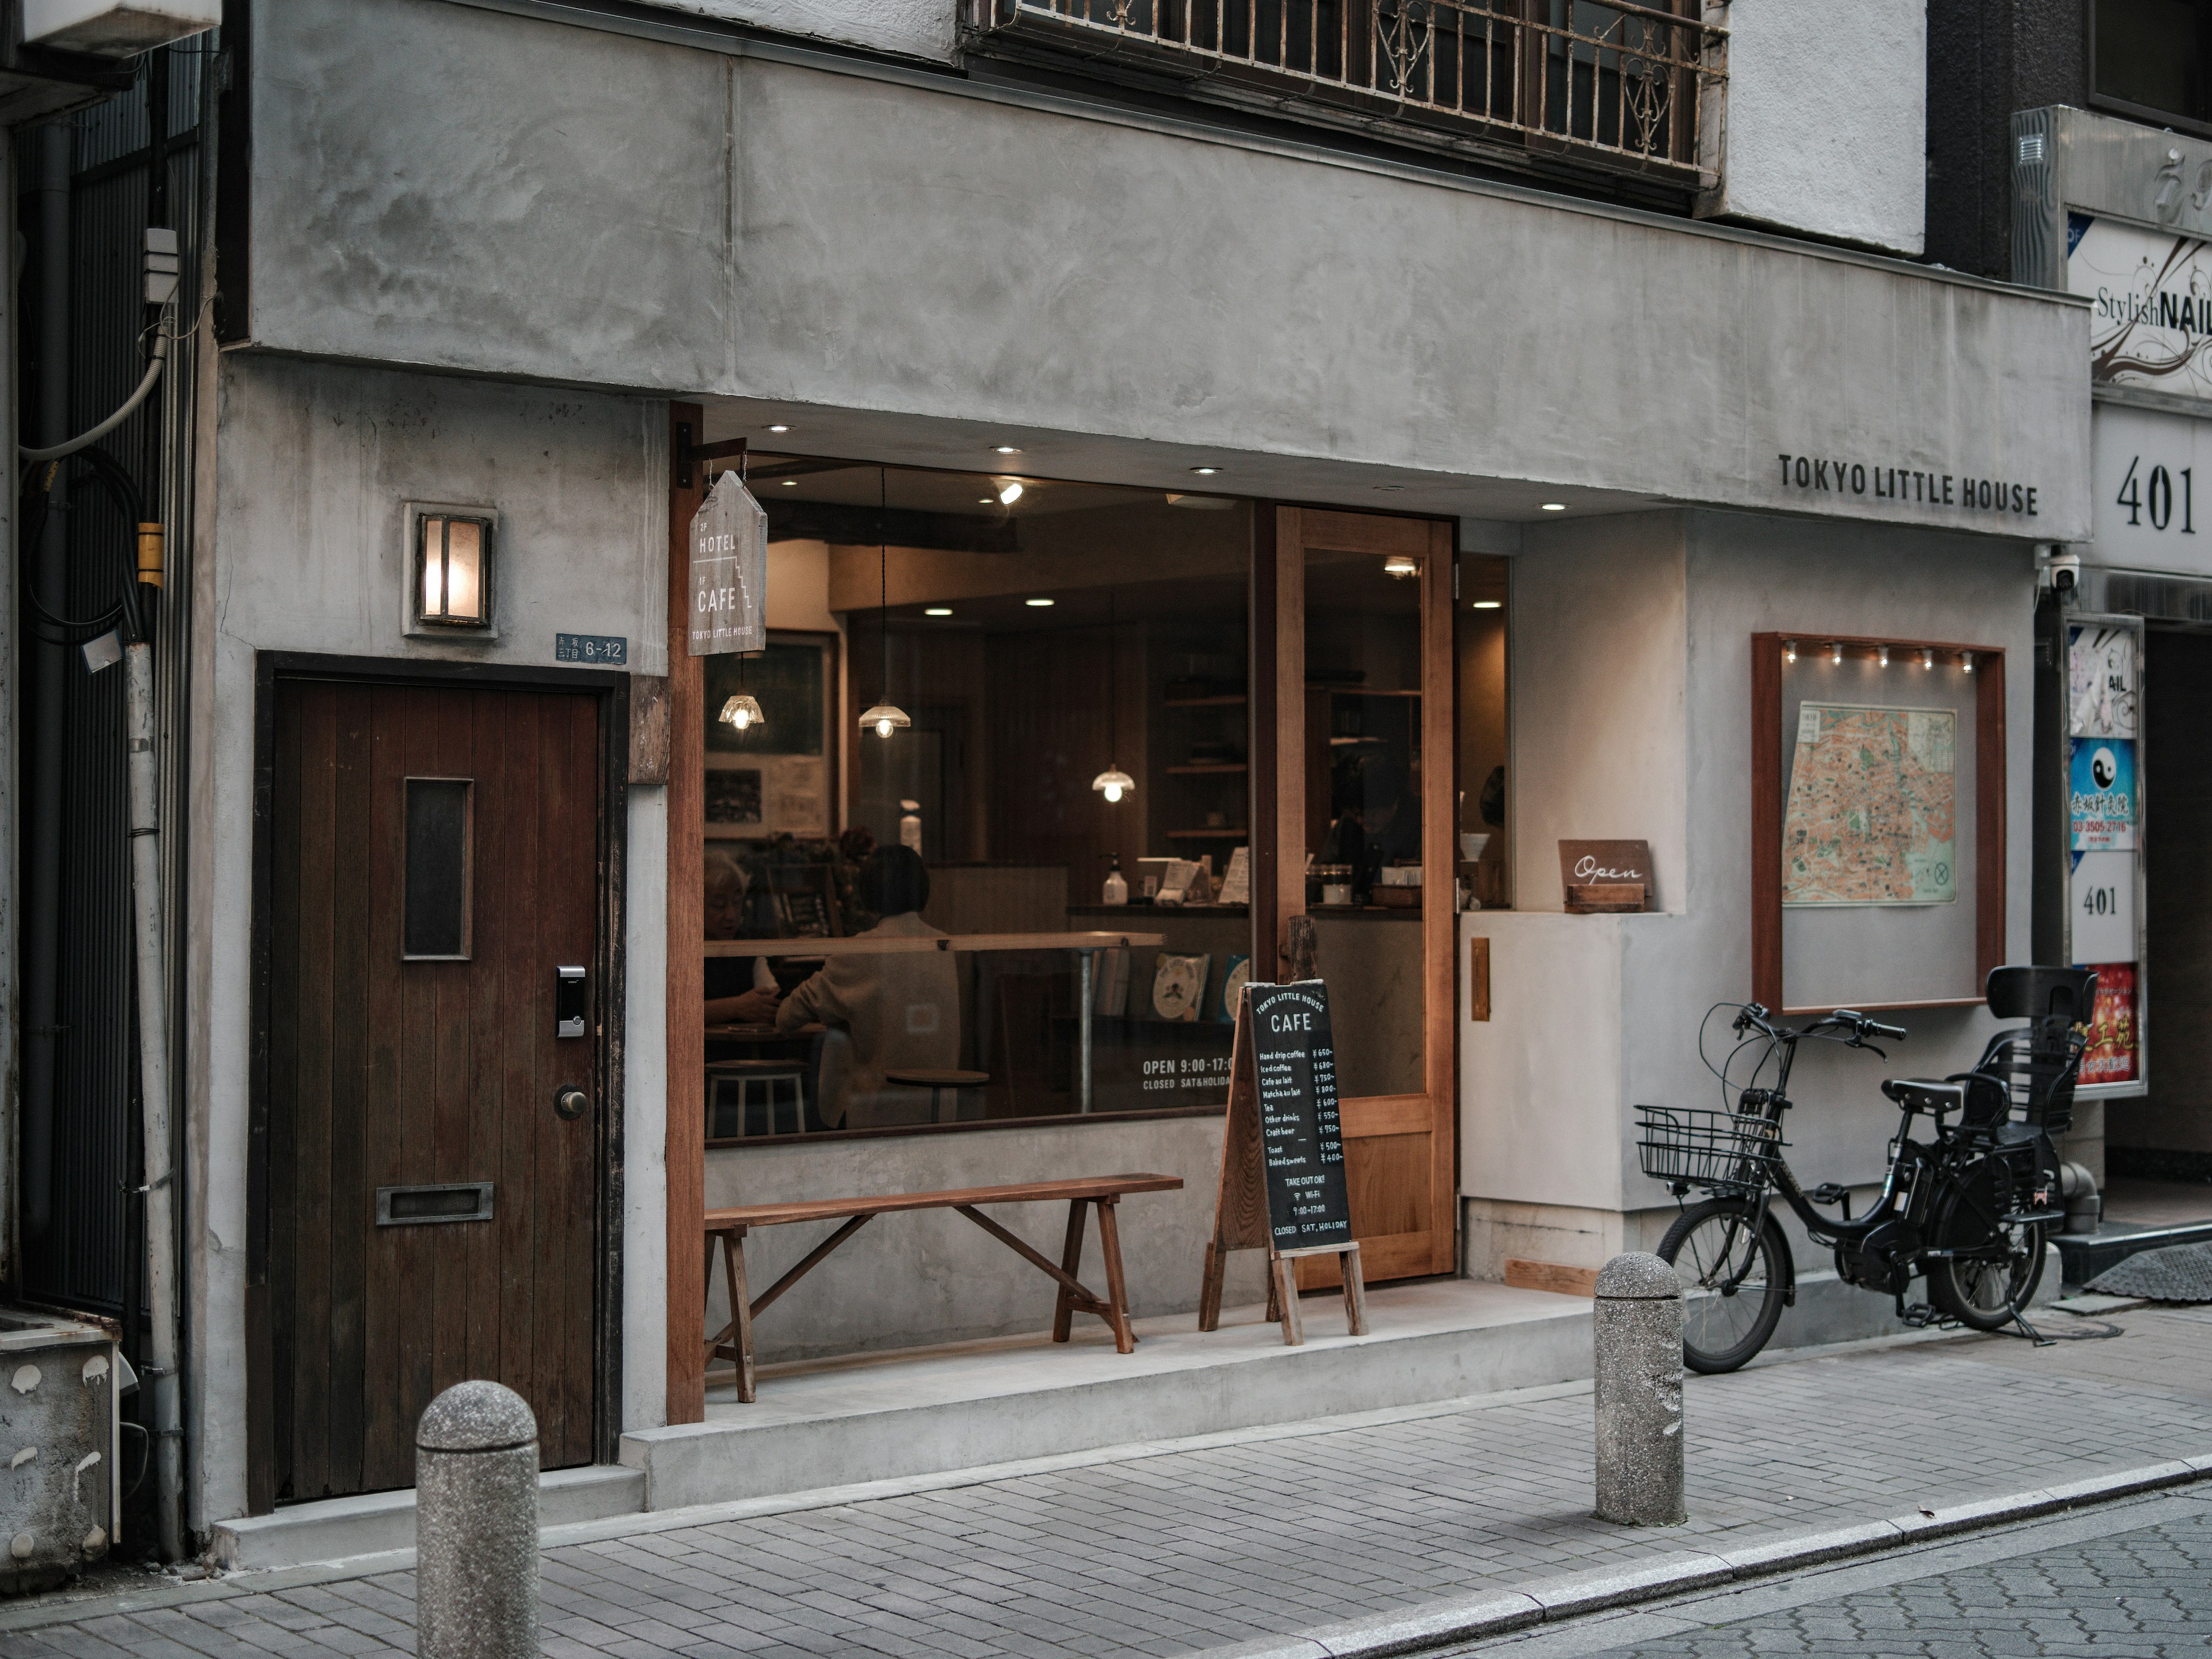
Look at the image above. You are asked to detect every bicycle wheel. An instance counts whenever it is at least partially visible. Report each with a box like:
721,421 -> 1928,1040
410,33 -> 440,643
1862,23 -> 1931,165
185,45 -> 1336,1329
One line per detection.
1657,1199 -> 1790,1374
1926,1160 -> 2047,1330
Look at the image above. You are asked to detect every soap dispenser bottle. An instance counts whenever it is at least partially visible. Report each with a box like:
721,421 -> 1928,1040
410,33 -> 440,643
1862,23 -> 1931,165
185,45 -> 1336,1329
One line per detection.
1102,855 -> 1128,907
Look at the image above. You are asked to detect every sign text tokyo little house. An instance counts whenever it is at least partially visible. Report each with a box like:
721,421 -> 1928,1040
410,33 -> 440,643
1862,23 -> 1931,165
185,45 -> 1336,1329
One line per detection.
1778,453 -> 2040,518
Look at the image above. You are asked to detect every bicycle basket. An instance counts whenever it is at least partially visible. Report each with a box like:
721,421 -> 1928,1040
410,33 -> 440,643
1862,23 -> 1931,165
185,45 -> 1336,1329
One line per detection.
1635,1105 -> 1787,1197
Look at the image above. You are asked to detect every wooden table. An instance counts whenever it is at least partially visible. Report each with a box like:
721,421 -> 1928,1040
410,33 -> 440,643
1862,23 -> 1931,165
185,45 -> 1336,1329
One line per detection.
704,1172 -> 1184,1402
705,931 -> 1167,1114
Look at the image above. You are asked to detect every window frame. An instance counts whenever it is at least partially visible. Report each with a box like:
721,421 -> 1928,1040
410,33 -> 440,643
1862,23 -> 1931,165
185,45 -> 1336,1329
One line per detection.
2088,0 -> 2212,142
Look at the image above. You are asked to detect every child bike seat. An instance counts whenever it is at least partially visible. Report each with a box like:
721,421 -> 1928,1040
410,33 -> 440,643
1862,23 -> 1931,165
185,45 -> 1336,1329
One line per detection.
1881,1078 -> 1965,1115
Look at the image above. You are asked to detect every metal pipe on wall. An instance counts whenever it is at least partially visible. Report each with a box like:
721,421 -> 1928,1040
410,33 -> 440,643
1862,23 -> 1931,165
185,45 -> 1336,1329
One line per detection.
21,124 -> 74,1243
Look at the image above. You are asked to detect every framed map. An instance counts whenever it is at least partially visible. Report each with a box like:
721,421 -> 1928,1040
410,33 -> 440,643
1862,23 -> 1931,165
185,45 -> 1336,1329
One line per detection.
1751,634 -> 2004,1016
1781,703 -> 1956,907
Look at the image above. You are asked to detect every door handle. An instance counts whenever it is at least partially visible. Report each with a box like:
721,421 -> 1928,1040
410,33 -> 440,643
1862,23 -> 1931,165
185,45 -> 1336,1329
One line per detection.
556,965 -> 586,1037
554,1086 -> 588,1121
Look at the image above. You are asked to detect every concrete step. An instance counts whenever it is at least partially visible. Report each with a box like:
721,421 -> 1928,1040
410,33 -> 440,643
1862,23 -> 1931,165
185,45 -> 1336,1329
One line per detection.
210,1461 -> 645,1570
2056,1218 -> 2212,1287
620,1258 -> 2051,1514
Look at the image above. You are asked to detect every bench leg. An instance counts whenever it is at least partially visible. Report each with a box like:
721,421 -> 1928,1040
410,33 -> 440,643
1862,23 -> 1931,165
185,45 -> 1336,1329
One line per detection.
703,1227 -> 758,1403
1051,1199 -> 1089,1344
725,1230 -> 756,1403
1094,1197 -> 1136,1355
1271,1255 -> 1305,1347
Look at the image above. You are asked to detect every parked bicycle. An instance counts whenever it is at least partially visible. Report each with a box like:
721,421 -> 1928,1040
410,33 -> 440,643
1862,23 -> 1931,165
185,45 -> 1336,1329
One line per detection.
1637,967 -> 2096,1373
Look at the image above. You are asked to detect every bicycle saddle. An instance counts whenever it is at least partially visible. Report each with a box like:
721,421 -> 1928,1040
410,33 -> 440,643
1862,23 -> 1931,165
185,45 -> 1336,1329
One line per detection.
1882,1078 -> 1965,1115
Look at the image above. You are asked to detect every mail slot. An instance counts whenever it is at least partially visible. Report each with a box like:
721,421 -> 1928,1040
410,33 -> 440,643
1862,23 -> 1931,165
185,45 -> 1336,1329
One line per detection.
376,1181 -> 494,1226
556,964 -> 587,1038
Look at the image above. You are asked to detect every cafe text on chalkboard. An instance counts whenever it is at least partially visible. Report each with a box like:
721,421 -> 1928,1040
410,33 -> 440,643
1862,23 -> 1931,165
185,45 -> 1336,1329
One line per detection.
1198,979 -> 1369,1346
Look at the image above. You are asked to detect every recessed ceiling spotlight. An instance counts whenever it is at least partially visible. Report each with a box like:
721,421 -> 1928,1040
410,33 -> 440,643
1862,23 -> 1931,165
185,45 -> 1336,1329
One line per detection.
1472,600 -> 1502,610
1540,502 -> 1567,512
925,607 -> 953,617
979,497 -> 995,505
767,423 -> 790,433
780,478 -> 798,486
1026,597 -> 1054,607
992,445 -> 1022,454
1190,466 -> 1220,476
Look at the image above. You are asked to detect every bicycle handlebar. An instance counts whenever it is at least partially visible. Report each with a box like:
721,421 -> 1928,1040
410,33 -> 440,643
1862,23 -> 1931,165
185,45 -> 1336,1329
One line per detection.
1731,1003 -> 1906,1046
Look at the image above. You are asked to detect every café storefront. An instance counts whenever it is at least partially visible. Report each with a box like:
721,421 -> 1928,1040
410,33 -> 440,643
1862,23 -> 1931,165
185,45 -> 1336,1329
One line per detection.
192,0 -> 2092,1541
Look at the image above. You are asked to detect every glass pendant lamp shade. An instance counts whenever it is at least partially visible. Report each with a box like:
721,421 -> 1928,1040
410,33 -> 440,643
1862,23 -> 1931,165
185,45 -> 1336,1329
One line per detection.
719,693 -> 764,732
1091,766 -> 1135,804
860,702 -> 911,739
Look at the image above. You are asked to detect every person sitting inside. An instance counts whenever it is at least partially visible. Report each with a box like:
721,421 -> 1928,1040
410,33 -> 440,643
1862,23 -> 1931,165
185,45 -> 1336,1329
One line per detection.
1321,753 -> 1419,903
775,846 -> 959,1129
703,853 -> 781,1026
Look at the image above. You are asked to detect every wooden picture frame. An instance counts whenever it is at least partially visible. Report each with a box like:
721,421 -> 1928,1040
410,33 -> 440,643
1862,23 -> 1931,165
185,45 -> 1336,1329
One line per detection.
1751,632 -> 2003,1016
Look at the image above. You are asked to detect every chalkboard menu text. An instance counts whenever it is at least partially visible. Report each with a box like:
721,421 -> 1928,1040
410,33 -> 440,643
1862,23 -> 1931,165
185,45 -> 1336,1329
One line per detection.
1248,980 -> 1353,1250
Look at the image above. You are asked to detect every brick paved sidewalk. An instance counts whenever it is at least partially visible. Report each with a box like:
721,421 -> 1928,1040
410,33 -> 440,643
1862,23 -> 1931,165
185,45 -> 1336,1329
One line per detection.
2,1310 -> 2209,1659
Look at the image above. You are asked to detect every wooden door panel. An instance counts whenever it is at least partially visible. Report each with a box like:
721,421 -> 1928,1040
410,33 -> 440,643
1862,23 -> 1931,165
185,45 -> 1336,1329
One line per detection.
1271,508 -> 1459,1289
269,680 -> 601,1503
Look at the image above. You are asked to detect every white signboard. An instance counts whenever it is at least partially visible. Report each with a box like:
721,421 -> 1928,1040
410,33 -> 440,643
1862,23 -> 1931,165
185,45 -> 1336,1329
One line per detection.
2091,403 -> 2212,573
2070,213 -> 2212,404
2070,850 -> 2137,967
688,471 -> 767,657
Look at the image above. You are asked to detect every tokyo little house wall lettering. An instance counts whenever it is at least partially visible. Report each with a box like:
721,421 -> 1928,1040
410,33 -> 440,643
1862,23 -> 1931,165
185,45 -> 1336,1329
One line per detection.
1776,453 -> 2040,520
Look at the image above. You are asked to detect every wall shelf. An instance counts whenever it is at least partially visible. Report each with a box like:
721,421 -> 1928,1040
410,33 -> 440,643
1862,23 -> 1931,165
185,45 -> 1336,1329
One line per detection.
1162,694 -> 1247,708
1166,827 -> 1249,840
1166,763 -> 1248,775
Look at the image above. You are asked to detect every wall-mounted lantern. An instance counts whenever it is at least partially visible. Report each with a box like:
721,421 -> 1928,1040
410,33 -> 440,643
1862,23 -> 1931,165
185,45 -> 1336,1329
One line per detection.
415,511 -> 495,630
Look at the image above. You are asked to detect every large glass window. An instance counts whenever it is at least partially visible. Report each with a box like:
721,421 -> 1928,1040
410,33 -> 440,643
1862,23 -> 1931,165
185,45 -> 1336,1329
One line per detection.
702,455 -> 1253,1137
2096,0 -> 2212,128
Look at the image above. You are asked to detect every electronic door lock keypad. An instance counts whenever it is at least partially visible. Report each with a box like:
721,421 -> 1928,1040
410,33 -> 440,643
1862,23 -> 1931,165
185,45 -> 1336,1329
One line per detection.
556,965 -> 587,1037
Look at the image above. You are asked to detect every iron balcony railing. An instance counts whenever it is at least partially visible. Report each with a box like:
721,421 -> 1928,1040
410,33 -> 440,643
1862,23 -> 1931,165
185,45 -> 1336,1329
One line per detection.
968,1 -> 1726,188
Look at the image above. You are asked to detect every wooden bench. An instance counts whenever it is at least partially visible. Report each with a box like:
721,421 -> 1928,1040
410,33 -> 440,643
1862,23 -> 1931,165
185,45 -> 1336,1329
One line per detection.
704,1173 -> 1185,1402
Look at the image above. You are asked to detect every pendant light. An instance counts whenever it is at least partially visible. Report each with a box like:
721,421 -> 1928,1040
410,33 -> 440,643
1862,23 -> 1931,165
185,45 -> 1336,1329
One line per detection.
1091,588 -> 1135,804
858,465 -> 910,740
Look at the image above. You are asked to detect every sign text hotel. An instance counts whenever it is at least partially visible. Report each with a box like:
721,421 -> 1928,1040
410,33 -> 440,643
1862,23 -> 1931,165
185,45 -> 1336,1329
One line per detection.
1777,453 -> 2040,518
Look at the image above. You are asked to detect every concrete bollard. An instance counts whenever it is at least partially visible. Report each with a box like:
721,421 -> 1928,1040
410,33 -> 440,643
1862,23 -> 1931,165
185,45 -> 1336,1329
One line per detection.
1593,1251 -> 1686,1526
415,1381 -> 540,1658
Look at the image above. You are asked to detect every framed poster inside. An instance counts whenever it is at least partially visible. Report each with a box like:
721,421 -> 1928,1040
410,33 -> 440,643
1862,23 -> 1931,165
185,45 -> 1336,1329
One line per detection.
1751,633 -> 2004,1016
2061,614 -> 2146,1098
702,629 -> 839,842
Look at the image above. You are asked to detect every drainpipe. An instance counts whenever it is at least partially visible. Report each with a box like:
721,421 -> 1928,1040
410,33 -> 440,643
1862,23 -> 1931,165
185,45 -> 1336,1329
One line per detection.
126,632 -> 183,1562
21,124 -> 72,1243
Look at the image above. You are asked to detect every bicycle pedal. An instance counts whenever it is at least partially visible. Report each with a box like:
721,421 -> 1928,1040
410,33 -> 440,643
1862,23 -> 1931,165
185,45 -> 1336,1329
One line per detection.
1898,1302 -> 1952,1330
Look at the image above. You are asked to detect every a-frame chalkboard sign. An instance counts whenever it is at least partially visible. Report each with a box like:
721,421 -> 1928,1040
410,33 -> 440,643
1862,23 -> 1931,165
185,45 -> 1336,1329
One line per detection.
1198,979 -> 1369,1346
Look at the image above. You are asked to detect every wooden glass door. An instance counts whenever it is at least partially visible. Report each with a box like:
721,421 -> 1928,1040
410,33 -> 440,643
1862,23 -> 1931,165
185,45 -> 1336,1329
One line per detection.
1257,509 -> 1456,1285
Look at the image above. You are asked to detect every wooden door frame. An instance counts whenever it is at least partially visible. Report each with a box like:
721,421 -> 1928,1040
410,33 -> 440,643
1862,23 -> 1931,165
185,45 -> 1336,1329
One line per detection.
1254,506 -> 1460,1284
244,652 -> 632,1513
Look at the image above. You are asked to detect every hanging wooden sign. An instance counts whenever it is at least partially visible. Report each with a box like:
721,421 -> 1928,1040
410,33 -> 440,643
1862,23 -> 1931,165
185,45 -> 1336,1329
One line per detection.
1198,979 -> 1368,1346
688,471 -> 767,657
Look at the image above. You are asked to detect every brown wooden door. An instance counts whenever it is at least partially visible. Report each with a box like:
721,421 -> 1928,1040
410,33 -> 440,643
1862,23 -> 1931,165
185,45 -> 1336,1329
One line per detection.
267,678 -> 603,1502
1259,509 -> 1457,1285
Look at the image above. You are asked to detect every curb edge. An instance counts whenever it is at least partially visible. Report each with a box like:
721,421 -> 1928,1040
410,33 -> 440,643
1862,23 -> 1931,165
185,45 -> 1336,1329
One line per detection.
1187,1454 -> 2212,1659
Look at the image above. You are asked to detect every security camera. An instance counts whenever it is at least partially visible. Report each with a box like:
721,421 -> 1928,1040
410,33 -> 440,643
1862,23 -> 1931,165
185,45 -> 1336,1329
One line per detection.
2043,549 -> 2082,597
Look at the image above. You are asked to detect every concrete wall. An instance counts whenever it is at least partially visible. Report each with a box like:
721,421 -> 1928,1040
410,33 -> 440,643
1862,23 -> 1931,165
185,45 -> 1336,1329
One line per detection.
653,0 -> 955,61
1461,510 -> 2039,1274
184,355 -> 669,1523
242,0 -> 2092,539
703,1114 -> 1260,1363
1711,0 -> 1928,255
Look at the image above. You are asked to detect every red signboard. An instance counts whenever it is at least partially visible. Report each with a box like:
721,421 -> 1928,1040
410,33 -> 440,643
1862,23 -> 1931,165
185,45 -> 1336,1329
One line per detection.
2080,962 -> 2138,1086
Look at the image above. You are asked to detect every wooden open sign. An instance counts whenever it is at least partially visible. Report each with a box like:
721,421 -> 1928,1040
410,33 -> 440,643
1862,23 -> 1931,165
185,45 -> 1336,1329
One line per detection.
1558,839 -> 1654,911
